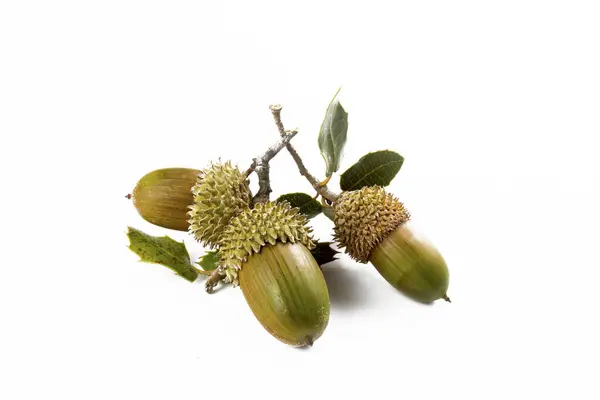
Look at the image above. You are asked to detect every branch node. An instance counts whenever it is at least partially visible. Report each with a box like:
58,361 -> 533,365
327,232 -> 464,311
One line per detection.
246,118 -> 299,205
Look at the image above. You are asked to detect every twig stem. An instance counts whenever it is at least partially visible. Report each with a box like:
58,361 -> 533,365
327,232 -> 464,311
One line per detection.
248,129 -> 298,204
205,268 -> 224,293
269,105 -> 339,203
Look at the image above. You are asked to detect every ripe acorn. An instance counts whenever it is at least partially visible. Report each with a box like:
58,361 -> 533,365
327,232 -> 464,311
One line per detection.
130,168 -> 200,231
333,186 -> 450,303
188,161 -> 252,248
219,201 -> 330,347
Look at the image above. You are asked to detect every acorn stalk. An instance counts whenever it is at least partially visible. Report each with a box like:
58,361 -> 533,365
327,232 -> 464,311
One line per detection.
130,168 -> 200,231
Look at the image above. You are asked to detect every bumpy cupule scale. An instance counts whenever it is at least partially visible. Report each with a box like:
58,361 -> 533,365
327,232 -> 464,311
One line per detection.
131,168 -> 200,231
188,161 -> 252,248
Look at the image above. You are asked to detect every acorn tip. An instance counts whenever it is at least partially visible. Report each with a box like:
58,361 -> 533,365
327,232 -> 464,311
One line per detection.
305,336 -> 314,347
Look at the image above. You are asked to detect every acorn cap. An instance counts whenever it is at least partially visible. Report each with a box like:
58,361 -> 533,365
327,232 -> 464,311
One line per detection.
333,186 -> 410,263
188,161 -> 252,248
218,201 -> 315,285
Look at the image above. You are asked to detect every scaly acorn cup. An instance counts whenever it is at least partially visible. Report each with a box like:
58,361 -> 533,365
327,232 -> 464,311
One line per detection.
219,202 -> 330,347
188,161 -> 252,248
333,186 -> 450,303
130,168 -> 200,231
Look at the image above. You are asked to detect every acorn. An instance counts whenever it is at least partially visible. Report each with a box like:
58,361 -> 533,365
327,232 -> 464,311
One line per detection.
188,161 -> 252,248
333,186 -> 450,303
130,168 -> 200,231
219,201 -> 330,347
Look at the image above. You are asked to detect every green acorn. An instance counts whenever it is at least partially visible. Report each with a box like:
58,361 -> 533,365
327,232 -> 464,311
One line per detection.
188,161 -> 252,248
333,186 -> 450,303
219,201 -> 330,347
130,168 -> 200,231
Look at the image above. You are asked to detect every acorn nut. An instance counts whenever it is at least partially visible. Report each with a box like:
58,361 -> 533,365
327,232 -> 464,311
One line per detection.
130,168 -> 200,231
219,201 -> 330,347
333,186 -> 450,303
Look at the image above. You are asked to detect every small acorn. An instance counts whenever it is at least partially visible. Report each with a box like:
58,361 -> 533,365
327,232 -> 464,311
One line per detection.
188,161 -> 252,248
130,168 -> 200,231
219,201 -> 330,347
333,186 -> 450,303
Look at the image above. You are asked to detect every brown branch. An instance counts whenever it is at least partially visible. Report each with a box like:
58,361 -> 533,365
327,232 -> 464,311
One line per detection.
252,158 -> 271,204
205,267 -> 225,293
269,105 -> 339,203
248,129 -> 298,204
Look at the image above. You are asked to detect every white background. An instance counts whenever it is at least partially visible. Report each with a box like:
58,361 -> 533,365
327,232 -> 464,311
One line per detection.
1,1 -> 599,399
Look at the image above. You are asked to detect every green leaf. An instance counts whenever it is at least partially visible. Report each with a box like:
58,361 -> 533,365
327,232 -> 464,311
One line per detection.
276,193 -> 323,219
197,250 -> 220,271
126,226 -> 198,282
340,150 -> 404,191
322,206 -> 335,222
318,88 -> 348,176
311,242 -> 340,267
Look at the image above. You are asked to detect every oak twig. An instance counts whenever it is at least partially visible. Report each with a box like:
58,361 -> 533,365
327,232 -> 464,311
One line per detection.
269,105 -> 339,203
205,267 -> 225,293
248,129 -> 298,204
